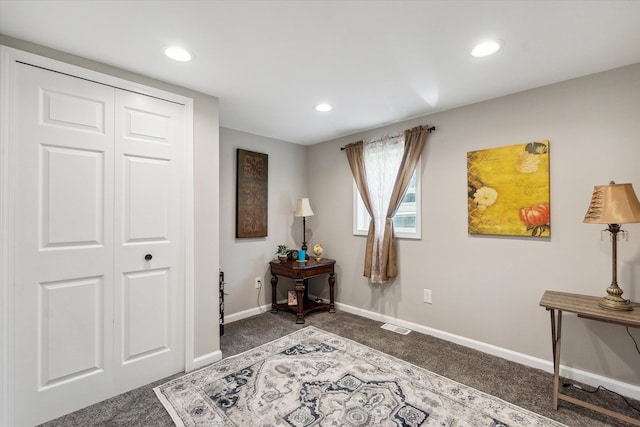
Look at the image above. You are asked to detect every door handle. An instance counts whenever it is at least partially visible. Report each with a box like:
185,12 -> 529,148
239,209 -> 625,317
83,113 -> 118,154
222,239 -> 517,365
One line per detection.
145,254 -> 152,261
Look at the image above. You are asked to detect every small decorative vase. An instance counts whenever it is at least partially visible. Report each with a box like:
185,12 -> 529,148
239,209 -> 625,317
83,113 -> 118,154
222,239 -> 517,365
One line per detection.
313,244 -> 324,261
277,255 -> 288,263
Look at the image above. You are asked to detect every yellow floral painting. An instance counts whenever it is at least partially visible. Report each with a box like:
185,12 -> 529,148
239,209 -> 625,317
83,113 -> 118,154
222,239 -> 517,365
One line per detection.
467,140 -> 550,237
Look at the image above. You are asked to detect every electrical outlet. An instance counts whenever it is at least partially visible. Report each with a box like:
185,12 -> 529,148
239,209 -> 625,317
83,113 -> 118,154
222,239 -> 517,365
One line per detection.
423,289 -> 432,304
255,277 -> 262,289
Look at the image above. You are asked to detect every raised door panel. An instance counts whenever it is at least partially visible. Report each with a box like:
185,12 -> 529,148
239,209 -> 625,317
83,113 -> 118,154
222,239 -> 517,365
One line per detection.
41,145 -> 105,248
39,277 -> 104,388
123,155 -> 170,243
42,88 -> 106,133
122,269 -> 171,362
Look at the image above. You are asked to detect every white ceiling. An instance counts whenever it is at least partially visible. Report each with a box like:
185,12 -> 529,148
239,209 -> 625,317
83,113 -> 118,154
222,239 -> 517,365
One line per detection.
2,0 -> 640,145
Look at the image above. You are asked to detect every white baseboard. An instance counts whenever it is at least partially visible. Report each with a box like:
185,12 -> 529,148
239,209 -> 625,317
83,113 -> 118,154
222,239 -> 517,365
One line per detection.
335,302 -> 640,401
224,304 -> 272,324
190,350 -> 222,372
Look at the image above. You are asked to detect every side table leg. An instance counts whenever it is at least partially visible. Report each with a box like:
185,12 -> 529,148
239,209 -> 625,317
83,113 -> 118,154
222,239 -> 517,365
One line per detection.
295,280 -> 305,324
271,275 -> 279,313
328,272 -> 336,313
550,309 -> 562,410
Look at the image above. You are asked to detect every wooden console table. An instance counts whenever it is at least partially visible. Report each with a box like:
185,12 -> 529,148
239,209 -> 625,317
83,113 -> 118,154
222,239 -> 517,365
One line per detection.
269,258 -> 336,324
539,290 -> 640,426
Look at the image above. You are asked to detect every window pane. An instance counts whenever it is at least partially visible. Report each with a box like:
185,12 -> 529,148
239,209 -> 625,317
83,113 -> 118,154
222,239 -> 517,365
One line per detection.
393,213 -> 416,229
401,192 -> 415,203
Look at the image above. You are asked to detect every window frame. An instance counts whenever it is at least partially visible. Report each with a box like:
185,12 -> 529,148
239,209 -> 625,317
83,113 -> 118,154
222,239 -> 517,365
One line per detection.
352,161 -> 421,240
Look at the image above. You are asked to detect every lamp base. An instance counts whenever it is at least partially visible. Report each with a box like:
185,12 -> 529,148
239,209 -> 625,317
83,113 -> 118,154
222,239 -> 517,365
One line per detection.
598,295 -> 633,311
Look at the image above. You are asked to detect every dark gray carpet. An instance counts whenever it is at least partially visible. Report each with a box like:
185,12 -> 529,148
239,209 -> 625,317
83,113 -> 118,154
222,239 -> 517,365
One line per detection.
39,310 -> 639,426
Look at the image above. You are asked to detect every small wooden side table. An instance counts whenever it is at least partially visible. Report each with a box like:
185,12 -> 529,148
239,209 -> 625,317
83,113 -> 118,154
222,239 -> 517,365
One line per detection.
539,290 -> 640,426
269,258 -> 336,324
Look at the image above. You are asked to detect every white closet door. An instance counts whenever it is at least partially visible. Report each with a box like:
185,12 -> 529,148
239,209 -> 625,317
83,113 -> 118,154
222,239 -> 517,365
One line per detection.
12,63 -> 186,426
113,90 -> 185,390
13,63 -> 116,426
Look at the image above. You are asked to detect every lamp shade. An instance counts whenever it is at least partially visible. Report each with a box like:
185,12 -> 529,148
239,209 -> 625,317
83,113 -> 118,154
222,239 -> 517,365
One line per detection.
294,198 -> 314,217
583,182 -> 640,224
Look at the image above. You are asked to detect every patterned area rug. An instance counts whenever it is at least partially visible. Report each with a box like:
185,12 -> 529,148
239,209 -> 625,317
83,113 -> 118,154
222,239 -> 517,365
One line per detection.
155,326 -> 565,426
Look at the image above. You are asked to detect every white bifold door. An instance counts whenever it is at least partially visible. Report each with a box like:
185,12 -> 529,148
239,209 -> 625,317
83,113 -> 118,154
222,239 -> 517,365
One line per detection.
12,62 -> 186,426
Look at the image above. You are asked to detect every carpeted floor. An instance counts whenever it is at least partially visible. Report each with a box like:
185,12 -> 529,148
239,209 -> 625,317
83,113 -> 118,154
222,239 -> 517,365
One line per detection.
39,310 -> 639,426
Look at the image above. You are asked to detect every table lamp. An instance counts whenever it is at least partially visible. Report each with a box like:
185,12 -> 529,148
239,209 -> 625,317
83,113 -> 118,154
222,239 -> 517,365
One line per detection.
583,181 -> 640,311
294,198 -> 314,252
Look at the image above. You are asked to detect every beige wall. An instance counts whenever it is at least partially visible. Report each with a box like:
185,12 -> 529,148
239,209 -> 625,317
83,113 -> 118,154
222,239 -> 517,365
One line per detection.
219,128 -> 308,316
307,63 -> 640,388
1,35 -> 221,361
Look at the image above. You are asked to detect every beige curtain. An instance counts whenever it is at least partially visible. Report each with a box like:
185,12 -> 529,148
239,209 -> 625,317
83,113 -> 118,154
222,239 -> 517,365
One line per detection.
345,125 -> 429,282
345,141 -> 374,277
380,125 -> 429,280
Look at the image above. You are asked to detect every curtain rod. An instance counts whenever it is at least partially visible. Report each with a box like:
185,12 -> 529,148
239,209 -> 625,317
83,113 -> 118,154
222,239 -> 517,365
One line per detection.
340,126 -> 435,151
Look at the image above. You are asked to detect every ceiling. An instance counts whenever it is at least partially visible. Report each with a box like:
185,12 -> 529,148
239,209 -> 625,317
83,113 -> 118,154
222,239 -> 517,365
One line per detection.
1,1 -> 640,145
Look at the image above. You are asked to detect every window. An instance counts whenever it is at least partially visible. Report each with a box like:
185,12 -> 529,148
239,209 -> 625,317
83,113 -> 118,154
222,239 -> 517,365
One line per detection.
353,161 -> 421,239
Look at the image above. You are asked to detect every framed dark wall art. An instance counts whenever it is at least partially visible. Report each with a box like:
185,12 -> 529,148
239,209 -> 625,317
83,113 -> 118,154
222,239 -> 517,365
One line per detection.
236,149 -> 268,238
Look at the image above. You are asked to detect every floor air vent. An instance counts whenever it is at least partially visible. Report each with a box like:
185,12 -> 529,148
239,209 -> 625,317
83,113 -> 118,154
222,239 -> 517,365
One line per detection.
380,323 -> 411,335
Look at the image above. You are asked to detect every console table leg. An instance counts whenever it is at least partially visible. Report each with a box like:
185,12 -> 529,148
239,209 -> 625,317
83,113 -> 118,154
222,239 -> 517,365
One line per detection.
550,309 -> 562,410
295,281 -> 305,324
270,275 -> 279,313
328,272 -> 336,313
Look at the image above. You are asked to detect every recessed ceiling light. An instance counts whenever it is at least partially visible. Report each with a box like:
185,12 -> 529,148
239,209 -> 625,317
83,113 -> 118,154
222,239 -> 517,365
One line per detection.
315,103 -> 332,112
164,46 -> 192,62
471,40 -> 503,58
